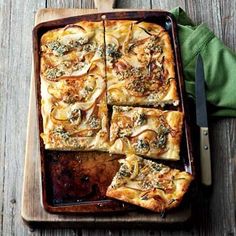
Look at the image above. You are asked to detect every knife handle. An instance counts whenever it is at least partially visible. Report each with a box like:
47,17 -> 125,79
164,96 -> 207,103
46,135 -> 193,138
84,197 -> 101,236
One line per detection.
200,127 -> 212,186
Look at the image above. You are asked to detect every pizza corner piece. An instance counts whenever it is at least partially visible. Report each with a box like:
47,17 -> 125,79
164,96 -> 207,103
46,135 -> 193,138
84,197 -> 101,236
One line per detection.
39,21 -> 109,151
106,154 -> 193,213
109,106 -> 184,160
105,20 -> 179,107
40,20 -> 105,81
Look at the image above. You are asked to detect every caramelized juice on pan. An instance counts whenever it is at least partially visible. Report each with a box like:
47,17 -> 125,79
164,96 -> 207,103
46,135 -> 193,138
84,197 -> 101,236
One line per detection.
45,151 -> 123,205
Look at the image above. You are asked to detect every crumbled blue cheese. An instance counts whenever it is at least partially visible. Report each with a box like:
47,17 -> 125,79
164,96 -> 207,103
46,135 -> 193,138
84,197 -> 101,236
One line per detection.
83,43 -> 95,52
88,116 -> 101,129
152,124 -> 170,149
80,85 -> 94,100
106,43 -> 121,63
68,37 -> 89,48
134,139 -> 150,153
133,112 -> 147,127
69,109 -> 81,125
47,41 -> 70,56
45,67 -> 65,80
53,127 -> 70,140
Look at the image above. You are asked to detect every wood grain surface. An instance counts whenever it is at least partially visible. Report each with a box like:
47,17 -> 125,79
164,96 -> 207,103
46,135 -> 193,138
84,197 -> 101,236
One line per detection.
0,0 -> 235,235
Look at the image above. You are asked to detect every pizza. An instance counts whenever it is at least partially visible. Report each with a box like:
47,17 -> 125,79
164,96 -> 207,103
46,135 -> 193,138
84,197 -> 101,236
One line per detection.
40,21 -> 105,80
106,154 -> 193,212
40,21 -> 110,151
40,73 -> 109,151
109,106 -> 183,160
105,20 -> 179,106
38,19 -> 192,212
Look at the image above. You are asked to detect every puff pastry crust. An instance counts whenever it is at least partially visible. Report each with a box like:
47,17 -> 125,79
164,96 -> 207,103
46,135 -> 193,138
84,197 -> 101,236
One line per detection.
105,20 -> 179,106
109,106 -> 183,160
106,154 -> 193,212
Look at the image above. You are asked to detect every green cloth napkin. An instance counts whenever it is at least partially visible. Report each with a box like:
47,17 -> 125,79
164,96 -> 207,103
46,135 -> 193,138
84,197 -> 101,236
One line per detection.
170,7 -> 236,117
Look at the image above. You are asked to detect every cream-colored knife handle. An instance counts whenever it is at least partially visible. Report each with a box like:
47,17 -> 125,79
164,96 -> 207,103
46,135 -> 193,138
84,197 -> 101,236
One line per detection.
94,0 -> 116,11
200,127 -> 212,186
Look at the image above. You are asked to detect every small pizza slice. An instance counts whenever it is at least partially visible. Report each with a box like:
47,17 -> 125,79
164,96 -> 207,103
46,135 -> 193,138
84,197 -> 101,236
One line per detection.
40,73 -> 109,151
106,154 -> 193,212
109,106 -> 183,160
40,21 -> 105,81
105,20 -> 178,106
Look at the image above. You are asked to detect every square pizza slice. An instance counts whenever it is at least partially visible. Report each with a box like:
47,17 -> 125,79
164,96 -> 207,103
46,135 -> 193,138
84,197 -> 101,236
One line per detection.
40,72 -> 109,151
106,154 -> 193,212
105,20 -> 179,107
40,21 -> 105,81
109,106 -> 183,160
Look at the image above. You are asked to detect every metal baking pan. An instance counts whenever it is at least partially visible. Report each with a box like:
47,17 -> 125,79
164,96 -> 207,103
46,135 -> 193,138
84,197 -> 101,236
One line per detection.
33,11 -> 195,216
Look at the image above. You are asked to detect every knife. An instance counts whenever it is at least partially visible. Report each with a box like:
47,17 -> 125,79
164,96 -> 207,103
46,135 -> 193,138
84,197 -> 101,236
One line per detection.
195,54 -> 212,186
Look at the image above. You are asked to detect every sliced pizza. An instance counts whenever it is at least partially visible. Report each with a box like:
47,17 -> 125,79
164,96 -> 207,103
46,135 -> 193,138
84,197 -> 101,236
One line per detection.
40,21 -> 109,151
40,73 -> 109,151
106,154 -> 193,212
105,20 -> 179,107
109,106 -> 183,160
40,21 -> 105,81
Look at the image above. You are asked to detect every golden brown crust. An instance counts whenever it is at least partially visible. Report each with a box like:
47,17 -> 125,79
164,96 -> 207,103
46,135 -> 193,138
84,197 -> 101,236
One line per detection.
106,154 -> 193,212
109,106 -> 183,160
105,20 -> 179,106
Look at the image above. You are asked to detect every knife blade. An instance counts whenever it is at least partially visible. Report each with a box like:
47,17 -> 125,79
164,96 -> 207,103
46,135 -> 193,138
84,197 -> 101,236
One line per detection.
195,54 -> 212,186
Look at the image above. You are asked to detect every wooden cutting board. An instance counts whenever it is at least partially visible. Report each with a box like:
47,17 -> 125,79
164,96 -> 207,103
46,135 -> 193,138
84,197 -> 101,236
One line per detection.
21,7 -> 191,229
